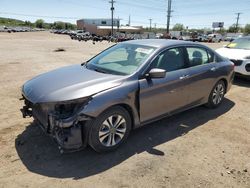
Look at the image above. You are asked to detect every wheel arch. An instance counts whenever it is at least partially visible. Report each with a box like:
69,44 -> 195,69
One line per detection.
219,78 -> 228,93
113,103 -> 136,129
90,103 -> 136,130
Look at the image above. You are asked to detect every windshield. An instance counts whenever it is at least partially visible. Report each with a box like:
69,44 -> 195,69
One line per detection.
86,43 -> 156,75
226,37 -> 250,50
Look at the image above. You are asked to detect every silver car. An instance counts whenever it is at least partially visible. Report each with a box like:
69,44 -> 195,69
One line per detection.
21,39 -> 234,153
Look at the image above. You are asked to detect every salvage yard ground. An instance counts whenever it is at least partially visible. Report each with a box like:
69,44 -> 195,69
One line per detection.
0,32 -> 249,188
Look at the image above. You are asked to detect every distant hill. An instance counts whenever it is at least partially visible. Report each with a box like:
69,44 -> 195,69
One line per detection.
0,17 -> 31,26
0,17 -> 76,30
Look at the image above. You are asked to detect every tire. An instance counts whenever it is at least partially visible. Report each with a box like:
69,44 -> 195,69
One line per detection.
88,106 -> 132,152
206,80 -> 226,108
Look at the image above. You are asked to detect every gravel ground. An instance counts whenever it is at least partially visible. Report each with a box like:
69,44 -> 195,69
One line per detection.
0,32 -> 249,188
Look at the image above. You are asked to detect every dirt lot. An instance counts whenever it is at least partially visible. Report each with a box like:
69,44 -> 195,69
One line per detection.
0,32 -> 249,188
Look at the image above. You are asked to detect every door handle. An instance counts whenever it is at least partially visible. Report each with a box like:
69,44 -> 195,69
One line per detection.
210,67 -> 217,71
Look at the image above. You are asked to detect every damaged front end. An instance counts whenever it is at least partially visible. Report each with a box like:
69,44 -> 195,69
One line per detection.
20,96 -> 92,153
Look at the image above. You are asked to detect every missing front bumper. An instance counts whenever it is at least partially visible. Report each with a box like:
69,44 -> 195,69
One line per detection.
21,97 -> 92,152
48,113 -> 92,152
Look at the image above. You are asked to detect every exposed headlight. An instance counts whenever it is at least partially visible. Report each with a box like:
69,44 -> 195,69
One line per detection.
54,97 -> 91,119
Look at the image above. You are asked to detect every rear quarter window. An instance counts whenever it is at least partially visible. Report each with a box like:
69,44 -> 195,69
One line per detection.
207,49 -> 223,63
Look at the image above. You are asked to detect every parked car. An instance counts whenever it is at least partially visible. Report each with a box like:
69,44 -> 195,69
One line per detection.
198,34 -> 208,42
224,36 -> 237,42
208,34 -> 222,42
21,39 -> 234,153
216,36 -> 250,79
69,30 -> 87,40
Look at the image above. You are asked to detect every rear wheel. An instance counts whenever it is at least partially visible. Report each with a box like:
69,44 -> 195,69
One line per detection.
88,106 -> 131,152
206,80 -> 226,108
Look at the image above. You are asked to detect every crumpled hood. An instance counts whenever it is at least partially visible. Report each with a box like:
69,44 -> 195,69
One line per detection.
216,47 -> 250,60
22,64 -> 125,103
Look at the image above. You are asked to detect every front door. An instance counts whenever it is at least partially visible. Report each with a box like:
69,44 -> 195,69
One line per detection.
139,47 -> 190,123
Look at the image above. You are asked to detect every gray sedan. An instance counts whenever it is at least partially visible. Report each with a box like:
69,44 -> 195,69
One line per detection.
21,39 -> 234,153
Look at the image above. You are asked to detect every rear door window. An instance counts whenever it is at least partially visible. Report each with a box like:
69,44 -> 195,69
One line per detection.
186,47 -> 209,67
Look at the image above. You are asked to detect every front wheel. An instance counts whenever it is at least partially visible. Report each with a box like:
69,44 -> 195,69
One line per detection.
206,80 -> 226,108
88,106 -> 132,152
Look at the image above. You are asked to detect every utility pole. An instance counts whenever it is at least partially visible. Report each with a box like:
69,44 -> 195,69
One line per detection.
235,12 -> 242,33
109,0 -> 115,36
154,23 -> 157,30
149,18 -> 152,31
117,16 -> 120,32
166,0 -> 172,33
128,15 -> 131,26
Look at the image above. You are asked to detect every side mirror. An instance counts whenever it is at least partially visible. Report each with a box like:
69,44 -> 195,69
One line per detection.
147,68 -> 166,79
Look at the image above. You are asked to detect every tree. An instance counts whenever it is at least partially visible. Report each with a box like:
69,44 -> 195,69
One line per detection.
227,24 -> 244,33
217,28 -> 226,35
35,19 -> 45,28
228,24 -> 237,33
172,23 -> 184,31
24,20 -> 33,27
65,23 -> 76,30
54,21 -> 65,30
244,24 -> 250,35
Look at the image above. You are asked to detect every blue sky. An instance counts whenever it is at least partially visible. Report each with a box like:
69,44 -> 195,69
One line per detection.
0,0 -> 250,29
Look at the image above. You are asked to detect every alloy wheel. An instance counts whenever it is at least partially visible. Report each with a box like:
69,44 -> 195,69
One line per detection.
212,83 -> 224,105
98,115 -> 127,147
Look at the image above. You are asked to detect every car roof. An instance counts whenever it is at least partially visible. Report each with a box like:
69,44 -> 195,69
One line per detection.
122,39 -> 207,49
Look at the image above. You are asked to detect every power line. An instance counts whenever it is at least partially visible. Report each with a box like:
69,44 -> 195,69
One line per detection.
0,11 -> 79,20
0,11 -> 211,28
116,1 -> 166,12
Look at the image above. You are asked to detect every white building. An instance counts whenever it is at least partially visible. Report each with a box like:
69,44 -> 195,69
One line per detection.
77,18 -> 120,28
76,18 -> 142,36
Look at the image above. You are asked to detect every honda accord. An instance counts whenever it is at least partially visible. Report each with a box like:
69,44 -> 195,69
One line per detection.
21,39 -> 234,153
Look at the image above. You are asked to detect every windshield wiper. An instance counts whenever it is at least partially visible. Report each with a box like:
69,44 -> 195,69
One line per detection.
81,61 -> 88,66
93,68 -> 108,74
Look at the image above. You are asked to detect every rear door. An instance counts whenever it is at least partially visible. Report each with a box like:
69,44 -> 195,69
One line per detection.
184,47 -> 219,105
139,47 -> 190,123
